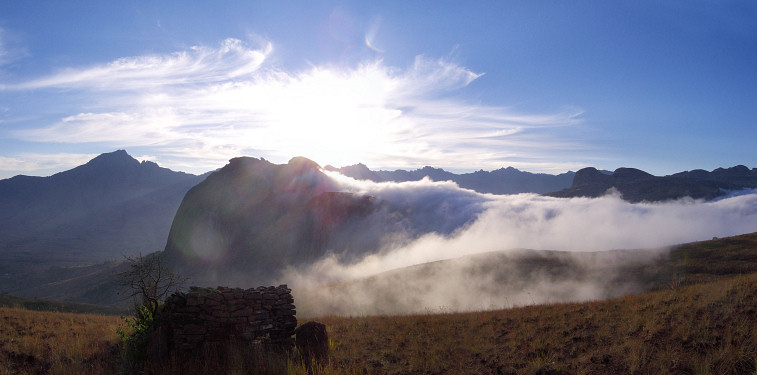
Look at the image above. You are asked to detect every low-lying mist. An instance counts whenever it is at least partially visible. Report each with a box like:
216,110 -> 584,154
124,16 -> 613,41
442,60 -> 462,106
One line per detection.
287,173 -> 757,316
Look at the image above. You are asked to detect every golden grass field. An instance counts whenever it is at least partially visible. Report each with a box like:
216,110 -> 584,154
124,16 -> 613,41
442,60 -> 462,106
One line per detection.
317,274 -> 757,374
2,233 -> 757,374
0,307 -> 124,374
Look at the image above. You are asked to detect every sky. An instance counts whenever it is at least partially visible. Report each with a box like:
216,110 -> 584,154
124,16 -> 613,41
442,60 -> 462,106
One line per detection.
0,1 -> 755,179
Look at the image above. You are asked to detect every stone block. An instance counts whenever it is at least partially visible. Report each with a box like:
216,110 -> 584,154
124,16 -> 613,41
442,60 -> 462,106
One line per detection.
186,296 -> 205,306
263,293 -> 277,300
183,324 -> 206,335
186,334 -> 204,343
230,308 -> 254,317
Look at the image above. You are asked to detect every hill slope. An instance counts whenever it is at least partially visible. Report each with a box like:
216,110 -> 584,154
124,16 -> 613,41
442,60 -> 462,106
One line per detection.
4,233 -> 757,374
314,273 -> 757,374
295,232 -> 757,316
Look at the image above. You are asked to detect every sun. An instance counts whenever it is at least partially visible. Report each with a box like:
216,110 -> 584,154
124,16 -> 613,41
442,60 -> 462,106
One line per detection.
232,64 -> 406,167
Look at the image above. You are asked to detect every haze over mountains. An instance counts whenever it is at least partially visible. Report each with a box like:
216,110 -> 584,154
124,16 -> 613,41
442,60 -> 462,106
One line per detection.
2,150 -> 757,313
0,150 -> 207,267
163,155 -> 757,314
325,163 -> 576,195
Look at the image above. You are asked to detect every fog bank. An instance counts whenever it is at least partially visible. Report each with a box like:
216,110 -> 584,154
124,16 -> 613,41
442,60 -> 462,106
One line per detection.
287,175 -> 757,315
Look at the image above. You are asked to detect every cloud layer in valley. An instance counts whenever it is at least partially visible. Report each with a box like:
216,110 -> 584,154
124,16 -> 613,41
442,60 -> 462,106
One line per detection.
1,37 -> 588,178
287,174 -> 757,315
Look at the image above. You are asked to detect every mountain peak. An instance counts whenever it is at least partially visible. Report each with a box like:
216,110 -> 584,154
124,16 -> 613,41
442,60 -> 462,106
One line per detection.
492,166 -> 522,176
572,167 -> 611,186
84,150 -> 139,169
613,167 -> 654,180
712,165 -> 752,177
288,156 -> 321,170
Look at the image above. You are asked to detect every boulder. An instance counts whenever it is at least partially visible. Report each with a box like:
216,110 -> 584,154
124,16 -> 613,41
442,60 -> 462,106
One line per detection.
294,321 -> 329,368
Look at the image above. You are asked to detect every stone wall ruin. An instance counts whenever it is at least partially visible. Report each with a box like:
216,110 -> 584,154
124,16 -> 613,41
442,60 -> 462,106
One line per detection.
162,285 -> 297,353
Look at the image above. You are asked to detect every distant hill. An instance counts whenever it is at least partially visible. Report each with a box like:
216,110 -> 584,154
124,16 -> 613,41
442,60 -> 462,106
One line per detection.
325,163 -> 575,195
295,247 -> 669,316
0,259 -> 130,307
547,165 -> 757,202
0,150 -> 207,266
0,292 -> 125,315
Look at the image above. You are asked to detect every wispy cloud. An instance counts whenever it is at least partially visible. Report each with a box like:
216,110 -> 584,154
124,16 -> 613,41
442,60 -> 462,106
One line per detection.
0,27 -> 27,72
8,38 -> 271,90
0,29 -> 6,68
7,37 -> 589,174
0,153 -> 98,175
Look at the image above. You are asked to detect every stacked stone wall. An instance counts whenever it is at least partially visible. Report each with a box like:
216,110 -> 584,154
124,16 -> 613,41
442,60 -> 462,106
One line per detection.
162,285 -> 296,353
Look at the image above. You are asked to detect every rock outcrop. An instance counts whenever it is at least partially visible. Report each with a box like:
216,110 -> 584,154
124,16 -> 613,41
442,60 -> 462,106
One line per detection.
162,157 -> 383,286
294,321 -> 329,368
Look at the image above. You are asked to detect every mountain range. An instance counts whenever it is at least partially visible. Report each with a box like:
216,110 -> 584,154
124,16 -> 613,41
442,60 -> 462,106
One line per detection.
325,163 -> 576,195
548,165 -> 757,202
2,150 -> 756,307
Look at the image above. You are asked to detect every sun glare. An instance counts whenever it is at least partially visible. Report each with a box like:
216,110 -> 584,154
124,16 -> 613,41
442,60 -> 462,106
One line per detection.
235,65 -> 405,167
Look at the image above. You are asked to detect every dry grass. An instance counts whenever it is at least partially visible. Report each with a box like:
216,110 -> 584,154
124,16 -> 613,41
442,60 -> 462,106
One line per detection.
314,273 -> 757,374
2,232 -> 757,374
0,307 -> 124,375
136,344 -> 296,375
2,274 -> 756,374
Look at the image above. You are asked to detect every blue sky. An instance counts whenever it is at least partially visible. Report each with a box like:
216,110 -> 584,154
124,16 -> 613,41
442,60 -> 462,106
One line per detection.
0,1 -> 755,179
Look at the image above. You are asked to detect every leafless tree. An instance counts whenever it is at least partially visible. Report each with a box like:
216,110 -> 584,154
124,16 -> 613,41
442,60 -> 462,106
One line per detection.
116,252 -> 187,316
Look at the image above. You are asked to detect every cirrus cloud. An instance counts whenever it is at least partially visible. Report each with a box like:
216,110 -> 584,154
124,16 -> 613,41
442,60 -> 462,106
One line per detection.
8,38 -> 271,91
6,37 -> 590,176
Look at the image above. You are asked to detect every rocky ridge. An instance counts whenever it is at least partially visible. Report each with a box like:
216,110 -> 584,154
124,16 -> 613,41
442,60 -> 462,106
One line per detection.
548,165 -> 757,202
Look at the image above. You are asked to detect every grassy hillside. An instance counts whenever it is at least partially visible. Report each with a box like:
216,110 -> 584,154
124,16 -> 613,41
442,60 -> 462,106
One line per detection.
4,273 -> 754,374
296,232 -> 757,317
667,232 -> 757,285
0,293 -> 126,315
0,307 -> 124,375
0,260 -> 130,307
1,232 -> 756,374
317,274 -> 757,374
